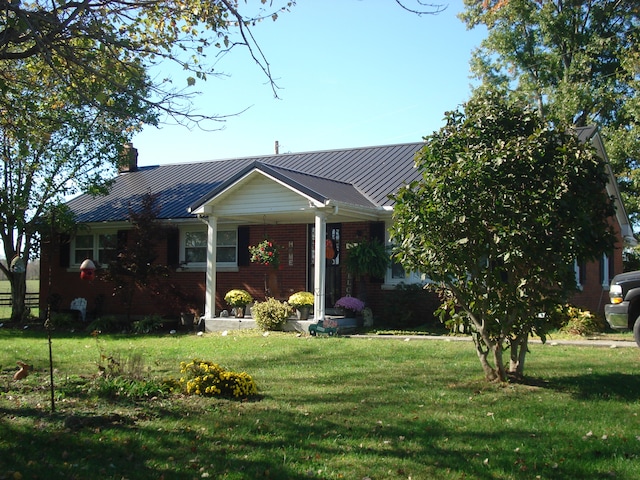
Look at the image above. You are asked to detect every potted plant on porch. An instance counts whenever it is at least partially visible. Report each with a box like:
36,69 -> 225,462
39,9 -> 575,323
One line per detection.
344,238 -> 390,305
224,289 -> 253,318
249,239 -> 281,298
335,296 -> 365,318
288,291 -> 314,320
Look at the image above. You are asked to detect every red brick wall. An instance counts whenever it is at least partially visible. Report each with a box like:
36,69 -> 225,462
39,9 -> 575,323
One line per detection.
569,217 -> 625,316
215,224 -> 309,314
41,217 -> 623,320
40,225 -> 312,319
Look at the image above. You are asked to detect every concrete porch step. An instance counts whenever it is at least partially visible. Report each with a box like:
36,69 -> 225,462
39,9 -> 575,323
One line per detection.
203,315 -> 356,334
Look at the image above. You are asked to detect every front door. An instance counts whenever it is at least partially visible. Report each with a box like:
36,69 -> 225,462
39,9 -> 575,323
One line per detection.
308,223 -> 342,310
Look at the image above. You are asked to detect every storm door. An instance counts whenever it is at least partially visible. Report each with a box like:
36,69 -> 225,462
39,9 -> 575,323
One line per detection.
308,223 -> 342,310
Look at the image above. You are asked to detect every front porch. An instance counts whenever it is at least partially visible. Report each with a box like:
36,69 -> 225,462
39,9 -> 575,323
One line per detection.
203,312 -> 359,334
188,161 -> 393,325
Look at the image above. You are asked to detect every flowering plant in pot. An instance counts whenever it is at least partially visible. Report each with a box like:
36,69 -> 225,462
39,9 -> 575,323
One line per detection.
335,296 -> 365,317
288,291 -> 314,308
288,291 -> 314,320
248,239 -> 280,268
224,289 -> 253,318
224,289 -> 253,307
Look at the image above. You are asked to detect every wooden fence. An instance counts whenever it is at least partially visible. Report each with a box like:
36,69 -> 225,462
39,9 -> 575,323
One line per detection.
0,292 -> 39,308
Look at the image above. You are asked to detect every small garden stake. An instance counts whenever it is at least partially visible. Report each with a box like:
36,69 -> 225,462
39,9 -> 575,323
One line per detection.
46,211 -> 55,413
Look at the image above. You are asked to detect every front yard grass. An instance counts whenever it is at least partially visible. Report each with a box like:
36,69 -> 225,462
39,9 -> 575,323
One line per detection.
1,329 -> 639,479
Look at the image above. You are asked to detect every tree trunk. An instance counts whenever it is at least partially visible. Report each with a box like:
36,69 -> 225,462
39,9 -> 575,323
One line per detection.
473,331 -> 507,382
10,271 -> 27,323
492,341 -> 507,382
509,333 -> 529,379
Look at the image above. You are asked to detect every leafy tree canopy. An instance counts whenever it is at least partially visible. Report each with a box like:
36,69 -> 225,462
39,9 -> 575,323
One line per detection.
0,1 -> 296,321
0,50 -> 152,320
390,91 -> 617,382
460,0 -> 640,224
0,0 -> 296,127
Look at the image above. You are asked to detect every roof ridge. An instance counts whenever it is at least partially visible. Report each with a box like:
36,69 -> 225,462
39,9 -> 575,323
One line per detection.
135,141 -> 425,169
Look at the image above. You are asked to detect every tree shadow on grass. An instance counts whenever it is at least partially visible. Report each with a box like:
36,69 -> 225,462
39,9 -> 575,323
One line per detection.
524,373 -> 640,401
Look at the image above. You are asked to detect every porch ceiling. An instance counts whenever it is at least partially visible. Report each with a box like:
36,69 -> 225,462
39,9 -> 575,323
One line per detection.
214,205 -> 389,226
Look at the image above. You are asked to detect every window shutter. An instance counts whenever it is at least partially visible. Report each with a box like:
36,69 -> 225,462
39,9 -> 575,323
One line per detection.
59,234 -> 70,268
237,226 -> 250,266
117,230 -> 128,253
166,228 -> 180,267
370,221 -> 386,283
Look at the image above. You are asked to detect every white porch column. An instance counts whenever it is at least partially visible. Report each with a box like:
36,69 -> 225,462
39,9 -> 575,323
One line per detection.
204,216 -> 218,318
314,212 -> 327,321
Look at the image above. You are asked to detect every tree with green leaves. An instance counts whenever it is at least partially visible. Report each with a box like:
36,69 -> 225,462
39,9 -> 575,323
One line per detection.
101,193 -> 170,322
460,0 -> 640,225
390,92 -> 617,382
0,1 -> 296,125
0,1 -> 295,321
0,53 -> 154,321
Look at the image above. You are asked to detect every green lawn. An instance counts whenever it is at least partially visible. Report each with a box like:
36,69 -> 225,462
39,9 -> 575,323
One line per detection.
0,280 -> 40,320
0,280 -> 39,294
1,329 -> 639,479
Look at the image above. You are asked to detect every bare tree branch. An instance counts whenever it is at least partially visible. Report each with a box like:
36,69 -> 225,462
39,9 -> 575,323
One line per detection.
394,0 -> 447,15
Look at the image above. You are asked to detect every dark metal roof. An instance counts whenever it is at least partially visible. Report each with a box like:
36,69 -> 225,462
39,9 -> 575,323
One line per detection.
189,161 -> 377,211
67,142 -> 425,223
575,125 -> 598,144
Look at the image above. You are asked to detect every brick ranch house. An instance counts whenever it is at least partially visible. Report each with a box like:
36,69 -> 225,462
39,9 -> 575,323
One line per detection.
39,127 -> 636,326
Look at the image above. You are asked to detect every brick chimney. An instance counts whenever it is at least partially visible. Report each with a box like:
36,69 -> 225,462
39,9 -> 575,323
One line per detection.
119,143 -> 138,173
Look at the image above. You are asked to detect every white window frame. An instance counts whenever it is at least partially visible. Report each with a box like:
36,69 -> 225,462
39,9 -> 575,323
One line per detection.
574,259 -> 583,290
601,253 -> 612,288
180,226 -> 238,268
383,224 -> 428,287
385,258 -> 427,286
71,230 -> 119,267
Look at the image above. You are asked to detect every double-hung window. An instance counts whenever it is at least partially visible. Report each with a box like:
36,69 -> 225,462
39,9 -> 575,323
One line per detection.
184,231 -> 207,263
72,232 -> 118,266
182,228 -> 238,267
216,230 -> 237,265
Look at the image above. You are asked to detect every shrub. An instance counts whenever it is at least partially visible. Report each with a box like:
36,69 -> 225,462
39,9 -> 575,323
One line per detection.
86,315 -> 128,333
557,305 -> 605,336
49,312 -> 77,330
381,282 -> 433,328
132,314 -> 164,334
252,297 -> 293,331
179,359 -> 258,399
89,376 -> 172,400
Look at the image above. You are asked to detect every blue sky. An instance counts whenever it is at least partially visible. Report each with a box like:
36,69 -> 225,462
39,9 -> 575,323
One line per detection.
131,0 -> 487,166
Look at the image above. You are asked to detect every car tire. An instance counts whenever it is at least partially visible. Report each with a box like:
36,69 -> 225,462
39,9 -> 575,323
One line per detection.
634,316 -> 640,348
